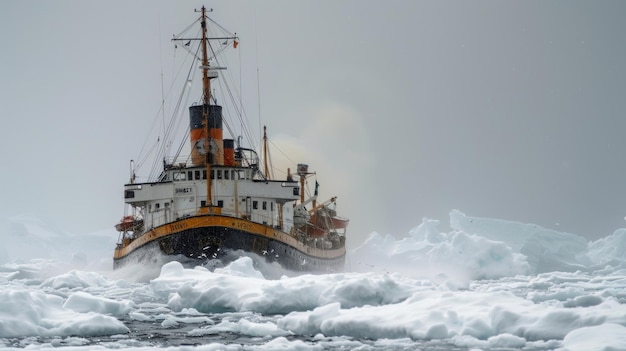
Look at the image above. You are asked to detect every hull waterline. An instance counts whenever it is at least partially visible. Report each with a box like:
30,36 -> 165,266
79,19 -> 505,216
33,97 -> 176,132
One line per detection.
114,215 -> 345,273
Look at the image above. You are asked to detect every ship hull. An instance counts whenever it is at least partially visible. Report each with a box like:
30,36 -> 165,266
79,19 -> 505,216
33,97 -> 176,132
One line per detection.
113,215 -> 345,273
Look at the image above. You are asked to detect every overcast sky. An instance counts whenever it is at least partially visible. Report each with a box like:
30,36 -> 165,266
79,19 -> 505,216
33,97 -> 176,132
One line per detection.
2,1 -> 626,246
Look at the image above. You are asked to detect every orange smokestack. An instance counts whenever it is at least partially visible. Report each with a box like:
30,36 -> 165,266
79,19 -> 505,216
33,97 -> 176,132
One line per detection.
189,104 -> 224,165
223,139 -> 235,166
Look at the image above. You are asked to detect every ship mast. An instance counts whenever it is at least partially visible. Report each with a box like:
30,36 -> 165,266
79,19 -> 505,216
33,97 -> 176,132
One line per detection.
200,6 -> 211,106
263,126 -> 270,180
199,6 -> 213,208
173,6 -> 238,211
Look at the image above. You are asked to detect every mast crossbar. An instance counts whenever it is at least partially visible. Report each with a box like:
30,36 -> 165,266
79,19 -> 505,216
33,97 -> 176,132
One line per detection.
173,37 -> 238,41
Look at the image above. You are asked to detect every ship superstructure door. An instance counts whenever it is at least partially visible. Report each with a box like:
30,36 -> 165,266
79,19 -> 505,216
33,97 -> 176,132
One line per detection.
245,196 -> 252,219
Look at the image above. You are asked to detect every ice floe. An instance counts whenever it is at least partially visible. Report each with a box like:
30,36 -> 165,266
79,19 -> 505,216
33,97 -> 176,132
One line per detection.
3,210 -> 626,350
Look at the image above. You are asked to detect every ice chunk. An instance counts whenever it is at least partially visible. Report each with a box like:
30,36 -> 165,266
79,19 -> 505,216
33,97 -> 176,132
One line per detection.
563,323 -> 626,351
588,229 -> 626,265
451,209 -> 592,273
253,337 -> 321,350
0,289 -> 128,338
350,216 -> 530,282
487,333 -> 526,348
214,256 -> 265,278
155,257 -> 432,315
63,291 -> 134,315
41,270 -> 112,290
277,289 -> 626,342
190,319 -> 291,337
520,230 -> 590,273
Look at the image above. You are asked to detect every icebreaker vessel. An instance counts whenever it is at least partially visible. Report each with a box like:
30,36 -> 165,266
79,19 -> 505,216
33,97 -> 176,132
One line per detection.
113,7 -> 348,272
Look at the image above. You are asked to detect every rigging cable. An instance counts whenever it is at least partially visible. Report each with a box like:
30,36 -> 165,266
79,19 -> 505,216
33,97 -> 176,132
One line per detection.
148,42 -> 200,180
158,15 -> 166,145
210,39 -> 257,151
268,139 -> 298,168
255,14 -> 263,155
134,29 -> 197,176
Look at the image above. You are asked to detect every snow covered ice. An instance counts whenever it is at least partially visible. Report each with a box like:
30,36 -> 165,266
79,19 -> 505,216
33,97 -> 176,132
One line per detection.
2,211 -> 626,350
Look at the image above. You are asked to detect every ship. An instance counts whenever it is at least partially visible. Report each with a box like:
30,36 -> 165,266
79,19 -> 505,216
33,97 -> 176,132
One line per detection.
113,6 -> 348,272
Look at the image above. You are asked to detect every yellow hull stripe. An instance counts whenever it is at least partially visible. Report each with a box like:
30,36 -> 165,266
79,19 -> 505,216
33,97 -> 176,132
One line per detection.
113,215 -> 346,260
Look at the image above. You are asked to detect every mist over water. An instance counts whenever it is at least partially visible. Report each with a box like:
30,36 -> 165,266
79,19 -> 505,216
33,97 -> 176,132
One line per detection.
2,211 -> 626,350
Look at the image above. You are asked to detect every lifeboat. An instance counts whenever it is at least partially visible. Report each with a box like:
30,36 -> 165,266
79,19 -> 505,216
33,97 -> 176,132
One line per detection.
115,216 -> 142,232
307,210 -> 350,237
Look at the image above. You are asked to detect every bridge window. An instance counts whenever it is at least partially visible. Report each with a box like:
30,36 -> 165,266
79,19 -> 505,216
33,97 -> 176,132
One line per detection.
262,201 -> 267,210
195,170 -> 201,180
253,201 -> 258,210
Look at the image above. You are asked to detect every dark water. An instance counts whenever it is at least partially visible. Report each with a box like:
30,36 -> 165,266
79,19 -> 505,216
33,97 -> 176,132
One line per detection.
1,310 -> 552,350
